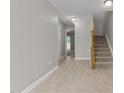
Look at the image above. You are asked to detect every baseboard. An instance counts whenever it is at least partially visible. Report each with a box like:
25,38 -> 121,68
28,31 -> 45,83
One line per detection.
59,55 -> 66,60
75,57 -> 90,60
21,65 -> 59,93
106,34 -> 113,56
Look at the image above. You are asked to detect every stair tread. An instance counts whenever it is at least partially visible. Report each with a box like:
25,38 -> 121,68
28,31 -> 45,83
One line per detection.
94,38 -> 106,39
96,48 -> 109,49
94,44 -> 108,46
94,43 -> 108,44
94,39 -> 106,40
95,55 -> 112,57
95,52 -> 111,53
95,44 -> 108,45
95,52 -> 112,54
94,41 -> 107,42
94,38 -> 107,41
94,47 -> 109,48
95,52 -> 112,56
95,62 -> 113,64
94,48 -> 110,52
94,45 -> 109,48
95,57 -> 113,62
95,61 -> 113,63
94,36 -> 106,37
95,57 -> 112,58
93,35 -> 113,65
94,46 -> 109,48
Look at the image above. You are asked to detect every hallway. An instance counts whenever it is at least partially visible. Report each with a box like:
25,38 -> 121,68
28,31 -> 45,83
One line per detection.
31,57 -> 112,93
10,0 -> 113,93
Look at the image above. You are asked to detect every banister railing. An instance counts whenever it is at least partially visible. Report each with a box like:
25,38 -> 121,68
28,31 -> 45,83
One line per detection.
90,30 -> 95,69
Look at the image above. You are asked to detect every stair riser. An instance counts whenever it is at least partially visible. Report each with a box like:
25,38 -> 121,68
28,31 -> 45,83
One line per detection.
94,42 -> 108,44
95,49 -> 110,52
94,40 -> 107,42
95,53 -> 112,57
95,58 -> 113,62
94,36 -> 106,38
94,46 -> 109,48
94,36 -> 106,39
94,43 -> 108,46
94,39 -> 107,41
95,62 -> 113,64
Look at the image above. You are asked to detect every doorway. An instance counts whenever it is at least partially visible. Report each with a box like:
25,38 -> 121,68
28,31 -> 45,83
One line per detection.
66,31 -> 75,58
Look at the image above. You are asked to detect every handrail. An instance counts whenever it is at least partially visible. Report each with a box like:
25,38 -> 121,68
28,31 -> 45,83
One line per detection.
90,30 -> 95,69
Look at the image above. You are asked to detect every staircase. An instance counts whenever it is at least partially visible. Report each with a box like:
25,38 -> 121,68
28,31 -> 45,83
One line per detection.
94,36 -> 113,65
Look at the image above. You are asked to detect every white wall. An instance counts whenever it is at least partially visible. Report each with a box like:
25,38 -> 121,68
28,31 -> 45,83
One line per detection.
58,19 -> 66,58
10,0 -> 59,93
74,11 -> 112,59
75,15 -> 92,59
49,0 -> 113,60
103,11 -> 113,49
94,12 -> 106,35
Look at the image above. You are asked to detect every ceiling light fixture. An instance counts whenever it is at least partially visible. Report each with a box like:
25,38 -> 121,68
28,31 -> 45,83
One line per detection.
104,0 -> 113,7
68,16 -> 80,21
71,16 -> 77,21
71,18 -> 76,21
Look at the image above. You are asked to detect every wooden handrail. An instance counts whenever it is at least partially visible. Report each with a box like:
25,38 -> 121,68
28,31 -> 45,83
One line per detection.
90,30 -> 95,69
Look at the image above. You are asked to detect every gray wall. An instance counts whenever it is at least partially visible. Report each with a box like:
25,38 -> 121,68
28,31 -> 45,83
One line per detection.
94,12 -> 105,35
75,15 -> 92,59
49,0 -> 112,60
58,19 -> 66,58
10,0 -> 59,93
103,11 -> 113,49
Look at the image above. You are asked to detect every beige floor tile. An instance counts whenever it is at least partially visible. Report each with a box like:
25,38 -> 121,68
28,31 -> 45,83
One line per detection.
31,56 -> 113,93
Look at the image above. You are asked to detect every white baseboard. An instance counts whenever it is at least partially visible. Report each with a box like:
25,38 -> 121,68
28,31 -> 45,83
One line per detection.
21,65 -> 59,93
59,55 -> 66,60
75,57 -> 90,60
106,34 -> 113,56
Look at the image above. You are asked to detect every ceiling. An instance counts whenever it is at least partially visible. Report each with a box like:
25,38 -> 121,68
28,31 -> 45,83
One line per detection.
49,0 -> 113,18
49,0 -> 112,31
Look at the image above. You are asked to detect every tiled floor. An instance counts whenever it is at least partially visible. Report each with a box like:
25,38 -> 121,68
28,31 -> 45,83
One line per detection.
31,57 -> 113,93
